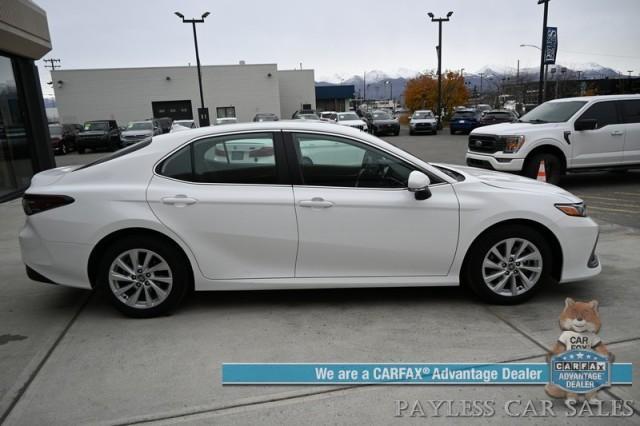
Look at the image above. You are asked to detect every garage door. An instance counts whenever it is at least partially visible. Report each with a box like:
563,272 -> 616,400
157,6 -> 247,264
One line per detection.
151,100 -> 193,120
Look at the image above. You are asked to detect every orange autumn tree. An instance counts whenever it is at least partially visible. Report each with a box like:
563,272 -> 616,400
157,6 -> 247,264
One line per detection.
404,71 -> 470,119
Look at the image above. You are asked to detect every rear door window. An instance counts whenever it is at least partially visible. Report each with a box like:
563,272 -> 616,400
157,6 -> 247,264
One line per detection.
621,100 -> 640,124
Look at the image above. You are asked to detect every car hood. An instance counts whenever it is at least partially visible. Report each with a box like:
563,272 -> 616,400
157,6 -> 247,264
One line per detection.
434,163 -> 580,202
372,119 -> 398,125
121,130 -> 153,137
471,121 -> 562,135
410,118 -> 436,124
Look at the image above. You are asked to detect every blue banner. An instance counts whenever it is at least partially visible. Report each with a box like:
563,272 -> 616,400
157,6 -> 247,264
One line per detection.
222,362 -> 632,385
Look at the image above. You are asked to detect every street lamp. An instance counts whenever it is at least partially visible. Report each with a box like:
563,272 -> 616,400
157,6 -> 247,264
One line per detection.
537,0 -> 550,105
428,10 -> 453,125
175,11 -> 211,126
385,80 -> 393,105
520,43 -> 549,101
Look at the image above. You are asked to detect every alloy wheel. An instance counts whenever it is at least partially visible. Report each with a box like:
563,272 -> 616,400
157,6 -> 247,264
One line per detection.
481,238 -> 543,297
108,249 -> 173,309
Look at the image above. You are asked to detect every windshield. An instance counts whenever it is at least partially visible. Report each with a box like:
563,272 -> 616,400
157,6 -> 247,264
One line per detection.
84,122 -> 108,131
298,113 -> 320,120
412,111 -> 433,119
338,113 -> 359,121
372,112 -> 392,120
75,140 -> 152,171
485,112 -> 512,119
48,125 -> 63,136
520,101 -> 587,123
173,120 -> 193,126
127,121 -> 153,131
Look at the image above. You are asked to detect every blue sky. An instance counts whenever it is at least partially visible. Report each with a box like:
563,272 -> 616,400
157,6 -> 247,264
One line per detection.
37,0 -> 640,96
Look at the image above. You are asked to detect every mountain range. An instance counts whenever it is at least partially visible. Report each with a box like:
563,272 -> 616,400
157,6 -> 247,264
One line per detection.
316,63 -> 624,100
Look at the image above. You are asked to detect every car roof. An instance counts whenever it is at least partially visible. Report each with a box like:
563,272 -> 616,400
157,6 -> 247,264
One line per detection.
548,94 -> 640,103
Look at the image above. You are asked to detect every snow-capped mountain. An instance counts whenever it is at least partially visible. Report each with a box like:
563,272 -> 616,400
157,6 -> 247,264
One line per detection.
315,63 -> 624,100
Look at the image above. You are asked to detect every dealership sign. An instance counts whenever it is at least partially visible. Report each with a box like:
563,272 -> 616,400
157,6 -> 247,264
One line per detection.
544,26 -> 558,64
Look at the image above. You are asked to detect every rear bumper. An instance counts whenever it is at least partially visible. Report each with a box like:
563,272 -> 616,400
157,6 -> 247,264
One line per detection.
19,220 -> 92,289
465,152 -> 525,172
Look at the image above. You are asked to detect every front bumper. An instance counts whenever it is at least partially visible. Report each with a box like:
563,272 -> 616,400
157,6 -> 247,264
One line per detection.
410,123 -> 436,132
465,152 -> 525,172
556,216 -> 601,283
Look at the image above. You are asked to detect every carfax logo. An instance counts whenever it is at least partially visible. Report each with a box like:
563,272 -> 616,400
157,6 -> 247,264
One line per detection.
550,349 -> 610,394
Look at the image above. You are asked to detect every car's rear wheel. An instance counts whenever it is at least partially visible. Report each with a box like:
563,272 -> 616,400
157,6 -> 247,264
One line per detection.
463,224 -> 552,304
97,236 -> 190,318
523,152 -> 564,185
77,146 -> 86,154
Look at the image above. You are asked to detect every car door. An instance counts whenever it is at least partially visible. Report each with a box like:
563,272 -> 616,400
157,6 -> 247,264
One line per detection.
570,100 -> 624,168
286,132 -> 459,278
620,99 -> 640,165
146,131 -> 298,280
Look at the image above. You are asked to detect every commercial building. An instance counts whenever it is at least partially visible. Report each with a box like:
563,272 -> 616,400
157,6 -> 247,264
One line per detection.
315,85 -> 355,112
52,65 -> 316,125
0,0 -> 54,201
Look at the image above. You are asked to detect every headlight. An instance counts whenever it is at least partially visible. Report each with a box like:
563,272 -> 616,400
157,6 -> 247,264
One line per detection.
555,203 -> 587,217
501,135 -> 525,153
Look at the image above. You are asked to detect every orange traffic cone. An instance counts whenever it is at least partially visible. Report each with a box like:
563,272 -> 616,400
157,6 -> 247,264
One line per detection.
536,160 -> 547,182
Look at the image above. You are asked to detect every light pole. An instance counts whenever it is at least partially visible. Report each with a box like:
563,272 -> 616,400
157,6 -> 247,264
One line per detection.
537,0 -> 550,105
520,43 -> 548,102
385,80 -> 393,106
428,10 -> 453,125
175,11 -> 211,126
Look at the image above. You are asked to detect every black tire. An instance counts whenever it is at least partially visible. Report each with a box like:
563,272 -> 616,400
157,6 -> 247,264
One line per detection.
97,235 -> 191,318
77,146 -> 86,154
462,224 -> 553,305
449,128 -> 455,134
394,130 -> 400,136
523,152 -> 564,185
431,130 -> 437,135
409,130 -> 415,136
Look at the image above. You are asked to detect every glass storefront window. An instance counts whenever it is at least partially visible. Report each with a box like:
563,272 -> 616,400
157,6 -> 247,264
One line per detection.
0,55 -> 34,198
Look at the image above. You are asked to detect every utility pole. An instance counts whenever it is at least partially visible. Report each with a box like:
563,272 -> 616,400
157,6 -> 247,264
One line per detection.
537,0 -> 550,105
363,71 -> 366,104
428,11 -> 453,126
43,58 -> 61,70
479,72 -> 484,94
175,11 -> 211,126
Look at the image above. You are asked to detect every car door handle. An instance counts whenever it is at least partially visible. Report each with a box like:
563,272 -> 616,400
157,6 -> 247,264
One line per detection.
611,130 -> 624,136
299,197 -> 334,208
161,195 -> 198,206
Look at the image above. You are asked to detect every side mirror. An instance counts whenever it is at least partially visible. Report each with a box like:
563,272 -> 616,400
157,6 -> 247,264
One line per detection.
575,118 -> 598,131
408,170 -> 431,200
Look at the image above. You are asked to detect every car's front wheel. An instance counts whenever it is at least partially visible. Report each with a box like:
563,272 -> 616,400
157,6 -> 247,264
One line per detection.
463,224 -> 552,304
97,236 -> 190,317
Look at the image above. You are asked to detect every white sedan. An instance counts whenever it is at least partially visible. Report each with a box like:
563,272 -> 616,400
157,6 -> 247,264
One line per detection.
336,111 -> 368,132
19,121 -> 600,317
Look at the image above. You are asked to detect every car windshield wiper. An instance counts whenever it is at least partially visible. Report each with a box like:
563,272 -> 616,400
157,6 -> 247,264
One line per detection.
523,119 -> 548,124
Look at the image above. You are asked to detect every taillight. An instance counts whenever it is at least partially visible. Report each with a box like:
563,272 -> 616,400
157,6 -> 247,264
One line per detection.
22,194 -> 74,215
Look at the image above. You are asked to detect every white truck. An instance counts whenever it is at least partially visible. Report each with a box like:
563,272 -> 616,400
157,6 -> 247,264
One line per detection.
465,94 -> 640,184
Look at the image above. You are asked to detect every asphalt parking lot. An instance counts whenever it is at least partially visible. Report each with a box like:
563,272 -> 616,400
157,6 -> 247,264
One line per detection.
1,128 -> 639,425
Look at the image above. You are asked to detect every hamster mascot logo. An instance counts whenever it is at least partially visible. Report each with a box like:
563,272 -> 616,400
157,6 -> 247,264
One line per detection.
545,298 -> 614,403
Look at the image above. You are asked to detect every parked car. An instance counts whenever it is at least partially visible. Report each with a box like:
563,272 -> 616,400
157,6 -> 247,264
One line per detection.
171,120 -> 197,132
215,117 -> 238,125
120,121 -> 160,146
292,111 -> 321,120
409,110 -> 438,135
319,111 -> 338,122
476,104 -> 492,115
466,94 -> 640,184
75,120 -> 121,153
365,110 -> 400,136
449,109 -> 482,134
478,110 -> 518,127
20,121 -> 600,317
48,123 -> 80,155
153,117 -> 173,134
253,113 -> 279,122
335,111 -> 368,131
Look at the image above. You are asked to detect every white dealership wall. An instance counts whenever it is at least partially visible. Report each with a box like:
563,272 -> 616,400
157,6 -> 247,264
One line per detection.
278,69 -> 316,119
51,63 -> 315,125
